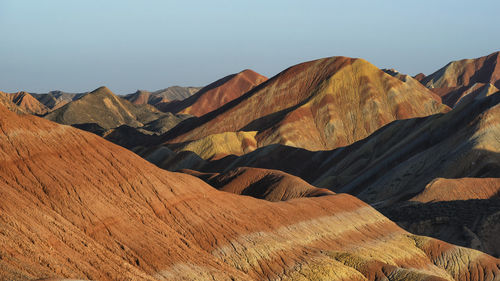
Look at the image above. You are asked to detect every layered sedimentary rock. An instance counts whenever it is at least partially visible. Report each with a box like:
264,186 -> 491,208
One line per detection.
31,91 -> 82,110
422,51 -> 500,107
151,92 -> 500,256
44,86 -> 166,129
410,178 -> 500,203
172,93 -> 499,206
161,69 -> 267,117
123,86 -> 201,107
423,51 -> 500,89
183,167 -> 334,201
431,83 -> 499,107
161,56 -> 449,152
5,91 -> 49,115
1,105 -> 499,280
0,91 -> 26,114
168,131 -> 258,160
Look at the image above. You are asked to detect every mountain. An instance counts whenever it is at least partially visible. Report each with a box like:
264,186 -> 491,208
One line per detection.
44,86 -> 166,129
167,131 -> 258,160
182,167 -> 334,201
160,56 -> 449,152
0,91 -> 26,114
187,92 -> 499,205
152,86 -> 202,101
431,82 -> 499,108
1,104 -> 499,280
4,91 -> 49,115
124,90 -> 167,105
423,51 -> 500,89
161,69 -> 268,117
153,92 -> 500,255
422,51 -> 500,107
31,90 -> 83,110
123,86 -> 201,106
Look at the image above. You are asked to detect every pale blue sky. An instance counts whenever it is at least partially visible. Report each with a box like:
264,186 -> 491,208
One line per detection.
1,0 -> 499,94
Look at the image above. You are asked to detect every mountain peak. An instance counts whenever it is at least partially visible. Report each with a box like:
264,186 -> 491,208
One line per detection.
161,69 -> 268,117
89,86 -> 114,96
423,50 -> 500,89
164,55 -> 448,151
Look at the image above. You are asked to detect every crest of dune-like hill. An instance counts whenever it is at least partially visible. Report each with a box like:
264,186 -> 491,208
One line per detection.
1,104 -> 500,280
159,69 -> 268,117
409,177 -> 500,203
422,51 -> 500,107
162,56 -> 449,151
183,167 -> 334,201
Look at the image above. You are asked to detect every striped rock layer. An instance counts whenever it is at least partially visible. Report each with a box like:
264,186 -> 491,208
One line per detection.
423,51 -> 500,107
162,69 -> 268,117
182,167 -> 334,202
44,86 -> 166,129
161,56 -> 449,152
4,91 -> 49,115
1,105 -> 500,280
158,92 -> 500,257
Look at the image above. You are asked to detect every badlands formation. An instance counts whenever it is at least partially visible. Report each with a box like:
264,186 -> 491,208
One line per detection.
1,52 -> 500,280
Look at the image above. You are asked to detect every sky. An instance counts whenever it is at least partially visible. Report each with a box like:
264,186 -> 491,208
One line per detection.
1,0 -> 499,94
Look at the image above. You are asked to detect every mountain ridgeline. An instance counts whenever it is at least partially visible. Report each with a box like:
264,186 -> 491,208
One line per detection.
1,52 -> 499,280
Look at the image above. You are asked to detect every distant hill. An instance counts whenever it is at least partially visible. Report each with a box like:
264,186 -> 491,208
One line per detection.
422,51 -> 500,107
0,91 -> 26,114
123,86 -> 201,107
32,90 -> 85,110
4,91 -> 49,115
161,69 -> 268,117
44,86 -> 166,129
159,56 -> 449,154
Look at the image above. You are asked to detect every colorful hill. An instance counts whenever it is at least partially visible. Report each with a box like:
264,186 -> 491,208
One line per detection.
183,167 -> 334,201
152,92 -> 500,256
161,69 -> 268,117
422,51 -> 500,107
0,91 -> 26,114
32,90 -> 83,110
123,86 -> 201,106
1,104 -> 499,280
5,91 -> 49,115
161,56 -> 449,152
44,86 -> 166,129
